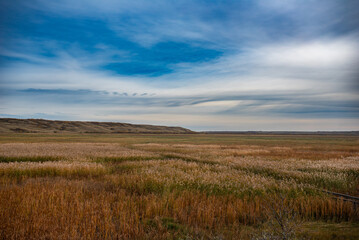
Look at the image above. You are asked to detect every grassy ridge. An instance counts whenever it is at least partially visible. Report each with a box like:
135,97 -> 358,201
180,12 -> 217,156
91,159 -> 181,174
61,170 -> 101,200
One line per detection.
0,118 -> 194,134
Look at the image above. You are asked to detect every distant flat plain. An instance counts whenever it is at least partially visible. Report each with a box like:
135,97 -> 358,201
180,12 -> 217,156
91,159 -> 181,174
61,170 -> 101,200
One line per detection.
1,133 -> 358,239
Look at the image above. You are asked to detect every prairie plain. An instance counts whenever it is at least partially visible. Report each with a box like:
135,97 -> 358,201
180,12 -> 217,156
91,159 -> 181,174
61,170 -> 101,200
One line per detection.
0,133 -> 358,239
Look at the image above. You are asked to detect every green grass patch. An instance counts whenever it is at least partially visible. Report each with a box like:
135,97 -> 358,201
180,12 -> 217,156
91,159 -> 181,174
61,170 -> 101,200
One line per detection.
0,168 -> 106,179
95,154 -> 217,166
235,166 -> 356,193
299,221 -> 359,240
144,217 -> 184,231
95,156 -> 158,163
0,156 -> 62,163
108,164 -> 142,174
161,154 -> 217,165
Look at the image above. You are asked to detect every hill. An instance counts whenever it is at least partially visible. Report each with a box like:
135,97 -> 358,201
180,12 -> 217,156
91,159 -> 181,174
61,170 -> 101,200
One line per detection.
0,118 -> 194,134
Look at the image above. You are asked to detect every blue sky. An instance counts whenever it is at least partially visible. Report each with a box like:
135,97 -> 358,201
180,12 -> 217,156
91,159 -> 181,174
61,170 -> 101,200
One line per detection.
0,0 -> 358,130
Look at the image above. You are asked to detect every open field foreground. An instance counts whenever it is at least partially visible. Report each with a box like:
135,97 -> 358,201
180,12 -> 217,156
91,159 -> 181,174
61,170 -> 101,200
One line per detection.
1,133 -> 359,239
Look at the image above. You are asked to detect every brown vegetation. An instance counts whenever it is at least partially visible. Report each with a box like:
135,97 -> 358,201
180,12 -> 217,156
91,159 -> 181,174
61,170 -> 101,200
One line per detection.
0,133 -> 358,239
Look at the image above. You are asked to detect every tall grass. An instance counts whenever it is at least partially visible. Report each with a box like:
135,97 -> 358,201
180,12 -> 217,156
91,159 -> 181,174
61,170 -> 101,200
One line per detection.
0,162 -> 107,179
0,134 -> 358,239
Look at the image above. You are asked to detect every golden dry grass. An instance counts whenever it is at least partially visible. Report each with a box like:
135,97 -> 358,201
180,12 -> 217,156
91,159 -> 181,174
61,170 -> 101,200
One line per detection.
0,133 -> 358,239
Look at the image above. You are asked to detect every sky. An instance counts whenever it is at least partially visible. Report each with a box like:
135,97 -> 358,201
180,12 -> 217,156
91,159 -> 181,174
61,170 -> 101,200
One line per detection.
0,0 -> 358,131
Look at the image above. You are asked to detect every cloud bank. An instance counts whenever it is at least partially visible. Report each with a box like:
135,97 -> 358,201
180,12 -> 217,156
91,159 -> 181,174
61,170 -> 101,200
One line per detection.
0,0 -> 358,130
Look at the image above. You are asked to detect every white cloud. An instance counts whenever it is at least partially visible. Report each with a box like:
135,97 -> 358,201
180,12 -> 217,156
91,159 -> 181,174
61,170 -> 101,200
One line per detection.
1,0 -> 359,130
256,38 -> 358,69
2,36 -> 357,97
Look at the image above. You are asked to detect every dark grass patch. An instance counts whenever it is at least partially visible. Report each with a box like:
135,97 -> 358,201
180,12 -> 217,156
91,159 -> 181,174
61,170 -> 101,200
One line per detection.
94,156 -> 158,163
120,179 -> 167,195
0,170 -> 104,179
108,164 -> 142,174
160,154 -> 218,165
299,222 -> 359,240
0,156 -> 62,163
234,166 -> 355,193
144,217 -> 184,231
95,154 -> 218,166
142,217 -> 191,239
0,168 -> 107,179
167,182 -> 244,197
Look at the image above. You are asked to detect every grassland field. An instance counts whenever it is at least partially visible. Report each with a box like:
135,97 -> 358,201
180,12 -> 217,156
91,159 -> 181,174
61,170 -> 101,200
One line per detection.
0,133 -> 358,239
